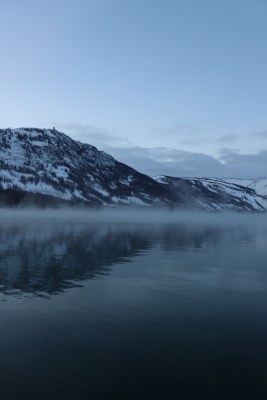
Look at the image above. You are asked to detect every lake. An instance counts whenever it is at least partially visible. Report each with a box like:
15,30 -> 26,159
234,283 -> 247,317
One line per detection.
0,210 -> 267,400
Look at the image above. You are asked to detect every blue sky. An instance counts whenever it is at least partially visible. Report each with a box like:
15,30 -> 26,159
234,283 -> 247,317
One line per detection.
1,0 -> 267,177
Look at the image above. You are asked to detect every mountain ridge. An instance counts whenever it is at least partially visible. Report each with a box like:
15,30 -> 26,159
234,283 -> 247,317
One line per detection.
0,127 -> 266,211
154,175 -> 267,211
0,127 -> 171,207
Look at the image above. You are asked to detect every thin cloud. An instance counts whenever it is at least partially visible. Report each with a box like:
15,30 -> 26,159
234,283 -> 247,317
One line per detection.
253,130 -> 267,139
105,145 -> 267,179
43,122 -> 132,148
217,134 -> 239,143
103,145 -> 225,177
217,130 -> 267,144
218,149 -> 267,178
153,124 -> 212,147
154,123 -> 201,138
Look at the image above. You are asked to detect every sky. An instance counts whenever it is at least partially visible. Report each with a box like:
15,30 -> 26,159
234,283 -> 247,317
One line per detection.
0,0 -> 267,178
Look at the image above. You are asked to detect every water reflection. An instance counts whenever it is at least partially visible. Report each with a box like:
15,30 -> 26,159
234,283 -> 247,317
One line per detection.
0,223 -> 152,295
1,217 -> 267,399
0,220 -> 265,296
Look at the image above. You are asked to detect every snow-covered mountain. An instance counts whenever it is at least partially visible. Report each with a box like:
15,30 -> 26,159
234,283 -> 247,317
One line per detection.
154,176 -> 267,211
0,128 -> 266,211
0,128 -> 170,207
224,178 -> 267,198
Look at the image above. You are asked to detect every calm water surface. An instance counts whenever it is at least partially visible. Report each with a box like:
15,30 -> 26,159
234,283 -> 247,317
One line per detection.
1,213 -> 267,399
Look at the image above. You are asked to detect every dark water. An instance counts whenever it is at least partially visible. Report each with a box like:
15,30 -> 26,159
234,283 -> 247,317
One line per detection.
1,213 -> 267,399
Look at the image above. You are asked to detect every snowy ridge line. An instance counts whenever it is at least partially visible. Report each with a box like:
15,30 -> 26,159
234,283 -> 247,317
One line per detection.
153,176 -> 267,212
0,128 -> 267,211
0,128 -> 170,207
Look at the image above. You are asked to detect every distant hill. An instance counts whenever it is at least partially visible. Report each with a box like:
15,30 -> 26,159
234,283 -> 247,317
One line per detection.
154,176 -> 267,212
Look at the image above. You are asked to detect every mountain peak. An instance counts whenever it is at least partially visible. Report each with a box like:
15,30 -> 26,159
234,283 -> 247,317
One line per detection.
0,128 -> 169,206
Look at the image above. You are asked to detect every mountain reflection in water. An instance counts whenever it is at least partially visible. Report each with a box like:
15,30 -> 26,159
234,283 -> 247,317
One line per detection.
0,222 -> 152,295
1,215 -> 267,400
0,218 -> 265,296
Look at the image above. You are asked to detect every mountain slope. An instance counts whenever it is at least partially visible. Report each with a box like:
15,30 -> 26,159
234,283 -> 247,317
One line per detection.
224,178 -> 267,198
0,128 -> 267,211
154,176 -> 267,211
0,128 -> 170,206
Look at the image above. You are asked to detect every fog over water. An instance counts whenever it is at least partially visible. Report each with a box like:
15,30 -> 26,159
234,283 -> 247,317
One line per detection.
0,207 -> 266,226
